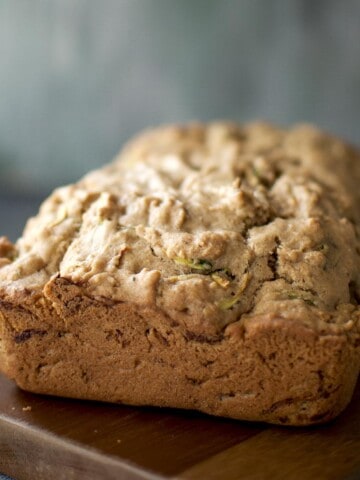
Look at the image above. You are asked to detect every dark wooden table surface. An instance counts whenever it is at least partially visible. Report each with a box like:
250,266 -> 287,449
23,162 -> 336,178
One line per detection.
0,373 -> 359,480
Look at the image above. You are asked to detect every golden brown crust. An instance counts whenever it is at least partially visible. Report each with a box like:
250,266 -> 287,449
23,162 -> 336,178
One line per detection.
0,121 -> 359,425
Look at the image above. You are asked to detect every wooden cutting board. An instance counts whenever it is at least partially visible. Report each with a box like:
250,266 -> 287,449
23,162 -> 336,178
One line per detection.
0,373 -> 359,480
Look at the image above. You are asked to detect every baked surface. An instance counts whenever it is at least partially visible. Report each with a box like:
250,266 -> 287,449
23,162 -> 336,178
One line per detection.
0,122 -> 359,425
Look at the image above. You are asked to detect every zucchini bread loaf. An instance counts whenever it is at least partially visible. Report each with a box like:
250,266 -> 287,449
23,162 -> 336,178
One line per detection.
0,122 -> 359,425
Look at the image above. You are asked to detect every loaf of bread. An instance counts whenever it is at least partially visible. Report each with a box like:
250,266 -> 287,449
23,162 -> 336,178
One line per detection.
0,122 -> 359,425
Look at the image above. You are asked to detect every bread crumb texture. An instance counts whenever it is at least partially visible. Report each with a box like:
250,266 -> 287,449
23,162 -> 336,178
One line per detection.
0,122 -> 359,425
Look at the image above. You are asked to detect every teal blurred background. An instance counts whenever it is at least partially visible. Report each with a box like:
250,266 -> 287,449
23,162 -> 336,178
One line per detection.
0,0 -> 360,238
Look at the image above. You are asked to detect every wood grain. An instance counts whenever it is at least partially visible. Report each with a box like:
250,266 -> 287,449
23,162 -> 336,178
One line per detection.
0,373 -> 358,480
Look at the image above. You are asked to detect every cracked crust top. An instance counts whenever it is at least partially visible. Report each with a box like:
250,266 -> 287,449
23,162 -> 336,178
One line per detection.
0,122 -> 360,338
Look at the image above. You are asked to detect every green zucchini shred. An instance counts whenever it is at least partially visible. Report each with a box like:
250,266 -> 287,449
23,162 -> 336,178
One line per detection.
217,273 -> 250,310
174,257 -> 213,272
217,292 -> 243,310
211,273 -> 230,288
286,291 -> 315,306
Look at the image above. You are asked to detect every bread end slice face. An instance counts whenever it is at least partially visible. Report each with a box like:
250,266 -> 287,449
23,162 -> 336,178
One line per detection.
0,277 -> 358,426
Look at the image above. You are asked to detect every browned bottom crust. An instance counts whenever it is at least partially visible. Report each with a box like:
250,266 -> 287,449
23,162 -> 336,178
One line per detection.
0,277 -> 358,426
